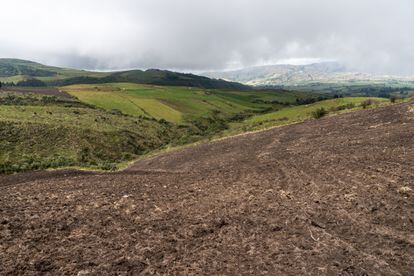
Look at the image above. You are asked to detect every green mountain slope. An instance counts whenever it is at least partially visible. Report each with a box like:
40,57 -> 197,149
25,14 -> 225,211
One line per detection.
105,69 -> 249,90
0,58 -> 107,81
0,59 -> 249,90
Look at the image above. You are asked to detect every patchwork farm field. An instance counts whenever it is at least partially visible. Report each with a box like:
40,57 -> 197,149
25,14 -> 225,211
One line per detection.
62,83 -> 314,123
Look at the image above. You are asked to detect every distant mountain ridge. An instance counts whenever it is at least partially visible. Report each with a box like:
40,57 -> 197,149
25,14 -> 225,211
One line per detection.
0,59 -> 250,90
203,62 -> 414,87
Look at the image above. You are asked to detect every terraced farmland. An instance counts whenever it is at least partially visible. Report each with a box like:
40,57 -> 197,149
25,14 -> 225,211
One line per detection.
62,83 -> 314,123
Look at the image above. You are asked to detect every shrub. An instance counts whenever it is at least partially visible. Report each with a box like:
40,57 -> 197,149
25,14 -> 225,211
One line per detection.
330,103 -> 355,112
79,147 -> 91,163
311,107 -> 327,119
110,109 -> 123,116
390,96 -> 398,103
158,119 -> 169,125
99,162 -> 118,171
361,99 -> 374,109
41,96 -> 58,104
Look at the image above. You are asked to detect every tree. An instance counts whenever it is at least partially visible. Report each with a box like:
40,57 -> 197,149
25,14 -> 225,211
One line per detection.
16,78 -> 46,87
0,81 -> 2,89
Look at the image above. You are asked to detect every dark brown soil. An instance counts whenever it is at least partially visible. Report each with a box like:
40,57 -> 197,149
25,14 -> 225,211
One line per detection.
1,102 -> 413,275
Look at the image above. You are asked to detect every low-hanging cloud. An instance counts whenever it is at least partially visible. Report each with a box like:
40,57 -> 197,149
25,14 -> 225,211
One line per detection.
0,0 -> 413,74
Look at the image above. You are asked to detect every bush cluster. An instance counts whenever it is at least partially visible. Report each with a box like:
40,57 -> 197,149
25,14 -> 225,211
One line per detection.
311,107 -> 327,119
330,103 -> 355,112
361,99 -> 375,109
0,156 -> 75,174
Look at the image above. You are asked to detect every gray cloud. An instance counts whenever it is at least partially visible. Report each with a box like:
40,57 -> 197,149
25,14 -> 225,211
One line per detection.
0,0 -> 413,74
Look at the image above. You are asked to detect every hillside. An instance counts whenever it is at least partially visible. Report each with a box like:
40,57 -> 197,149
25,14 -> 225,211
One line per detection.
1,101 -> 413,274
226,97 -> 389,134
0,59 -> 249,90
0,58 -> 107,83
0,84 -> 399,174
204,62 -> 346,84
0,90 -> 184,173
100,69 -> 249,90
203,62 -> 414,89
0,85 -> 320,173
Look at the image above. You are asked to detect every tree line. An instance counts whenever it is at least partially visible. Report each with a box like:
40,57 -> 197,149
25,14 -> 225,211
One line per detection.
0,78 -> 47,88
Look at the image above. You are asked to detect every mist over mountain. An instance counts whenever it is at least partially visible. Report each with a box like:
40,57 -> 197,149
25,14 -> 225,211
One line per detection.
203,62 -> 414,87
1,1 -> 414,74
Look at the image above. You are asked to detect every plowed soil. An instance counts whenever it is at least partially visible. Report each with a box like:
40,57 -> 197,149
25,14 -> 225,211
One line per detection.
1,102 -> 413,275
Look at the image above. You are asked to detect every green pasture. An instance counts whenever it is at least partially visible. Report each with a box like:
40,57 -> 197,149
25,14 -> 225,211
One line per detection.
62,83 -> 308,123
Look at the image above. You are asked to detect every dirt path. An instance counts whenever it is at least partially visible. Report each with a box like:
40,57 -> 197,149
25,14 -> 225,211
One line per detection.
1,102 -> 413,275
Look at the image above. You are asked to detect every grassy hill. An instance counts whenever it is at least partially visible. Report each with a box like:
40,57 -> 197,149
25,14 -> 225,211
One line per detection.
0,91 -> 187,173
223,97 -> 390,135
0,58 -> 107,83
0,59 -> 249,90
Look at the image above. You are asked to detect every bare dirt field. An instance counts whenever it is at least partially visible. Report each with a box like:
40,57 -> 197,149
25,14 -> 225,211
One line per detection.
1,102 -> 413,275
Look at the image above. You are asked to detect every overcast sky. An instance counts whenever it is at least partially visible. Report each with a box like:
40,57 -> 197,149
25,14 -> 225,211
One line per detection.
0,0 -> 413,74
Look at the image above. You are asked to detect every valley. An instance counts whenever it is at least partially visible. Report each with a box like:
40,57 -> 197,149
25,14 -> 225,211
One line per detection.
1,80 -> 399,174
0,59 -> 412,275
2,1 -> 413,275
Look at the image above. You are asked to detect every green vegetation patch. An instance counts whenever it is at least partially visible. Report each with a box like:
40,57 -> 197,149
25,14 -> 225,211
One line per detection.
224,97 -> 388,135
0,99 -> 181,173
